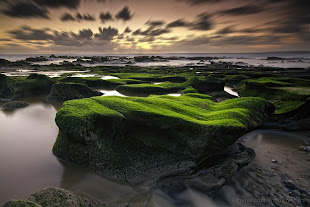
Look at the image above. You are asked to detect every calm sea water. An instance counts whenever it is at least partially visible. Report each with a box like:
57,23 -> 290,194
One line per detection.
1,52 -> 310,68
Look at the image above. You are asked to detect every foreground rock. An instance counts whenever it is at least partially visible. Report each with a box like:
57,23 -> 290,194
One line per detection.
0,101 -> 29,109
3,187 -> 108,207
0,74 -> 23,101
46,83 -> 103,102
53,94 -> 274,185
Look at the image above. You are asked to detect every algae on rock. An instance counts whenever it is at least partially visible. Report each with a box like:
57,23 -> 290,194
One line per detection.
53,94 -> 274,183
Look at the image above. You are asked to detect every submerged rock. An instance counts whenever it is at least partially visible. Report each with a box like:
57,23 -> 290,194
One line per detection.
46,83 -> 103,102
53,94 -> 273,184
3,187 -> 107,207
1,101 -> 29,109
0,74 -> 23,101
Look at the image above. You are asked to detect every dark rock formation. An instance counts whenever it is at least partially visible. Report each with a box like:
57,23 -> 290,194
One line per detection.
46,83 -> 103,102
53,94 -> 273,184
0,74 -> 23,101
1,101 -> 29,109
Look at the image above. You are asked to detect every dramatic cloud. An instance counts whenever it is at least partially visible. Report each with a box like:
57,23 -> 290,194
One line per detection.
146,20 -> 166,27
2,2 -> 49,19
124,27 -> 132,33
166,19 -> 189,28
99,12 -> 113,23
94,26 -> 118,40
60,13 -> 75,21
8,25 -> 118,47
9,26 -> 53,40
179,0 -> 222,5
76,13 -> 95,21
60,12 -> 95,22
190,13 -> 213,30
216,25 -> 235,34
218,5 -> 263,16
33,0 -> 81,9
115,6 -> 134,21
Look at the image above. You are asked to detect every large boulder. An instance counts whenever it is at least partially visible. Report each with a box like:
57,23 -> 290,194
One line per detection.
0,74 -> 23,101
3,187 -> 107,207
53,94 -> 274,184
1,101 -> 29,109
46,83 -> 103,102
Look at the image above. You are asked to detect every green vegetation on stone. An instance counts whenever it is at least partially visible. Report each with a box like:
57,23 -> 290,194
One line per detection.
53,94 -> 273,182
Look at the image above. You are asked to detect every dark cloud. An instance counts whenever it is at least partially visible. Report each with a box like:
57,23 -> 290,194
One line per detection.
115,6 -> 133,21
75,29 -> 93,40
2,2 -> 49,19
165,13 -> 213,31
9,26 -> 53,40
99,12 -> 113,23
8,25 -> 118,48
60,12 -> 95,22
216,26 -> 235,34
94,26 -> 118,40
60,13 -> 75,21
146,20 -> 166,27
76,13 -> 95,21
34,0 -> 81,9
190,12 -> 213,30
124,27 -> 132,33
132,25 -> 170,37
179,0 -> 222,5
166,19 -> 189,28
218,5 -> 263,16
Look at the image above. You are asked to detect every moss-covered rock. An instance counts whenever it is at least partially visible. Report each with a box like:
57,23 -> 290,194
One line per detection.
46,83 -> 103,102
0,74 -> 23,101
1,101 -> 29,109
115,77 -> 198,96
235,77 -> 310,115
192,77 -> 225,93
3,187 -> 107,207
22,74 -> 55,95
53,94 -> 273,183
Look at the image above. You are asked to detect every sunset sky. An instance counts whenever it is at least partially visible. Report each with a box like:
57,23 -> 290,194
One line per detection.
0,0 -> 309,54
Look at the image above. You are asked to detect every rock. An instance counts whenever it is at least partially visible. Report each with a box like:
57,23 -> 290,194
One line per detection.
299,146 -> 310,152
53,94 -> 273,184
2,187 -> 108,207
284,180 -> 299,190
271,159 -> 278,163
1,101 -> 29,109
192,77 -> 225,93
0,74 -> 23,101
115,77 -> 198,96
46,83 -> 103,102
292,190 -> 301,197
22,74 -> 55,95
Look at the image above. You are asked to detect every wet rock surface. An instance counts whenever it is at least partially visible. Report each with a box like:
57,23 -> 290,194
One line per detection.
2,187 -> 108,207
0,101 -> 29,109
46,83 -> 103,102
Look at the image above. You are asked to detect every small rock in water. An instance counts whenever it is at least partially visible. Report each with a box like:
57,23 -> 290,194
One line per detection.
0,101 -> 30,109
271,159 -> 278,163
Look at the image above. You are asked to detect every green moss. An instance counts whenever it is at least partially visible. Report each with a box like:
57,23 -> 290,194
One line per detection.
182,86 -> 198,94
21,74 -> 55,94
0,74 -> 23,99
235,77 -> 310,114
54,94 -> 273,175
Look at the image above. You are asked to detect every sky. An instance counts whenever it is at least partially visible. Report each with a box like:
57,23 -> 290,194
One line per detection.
0,0 -> 309,54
